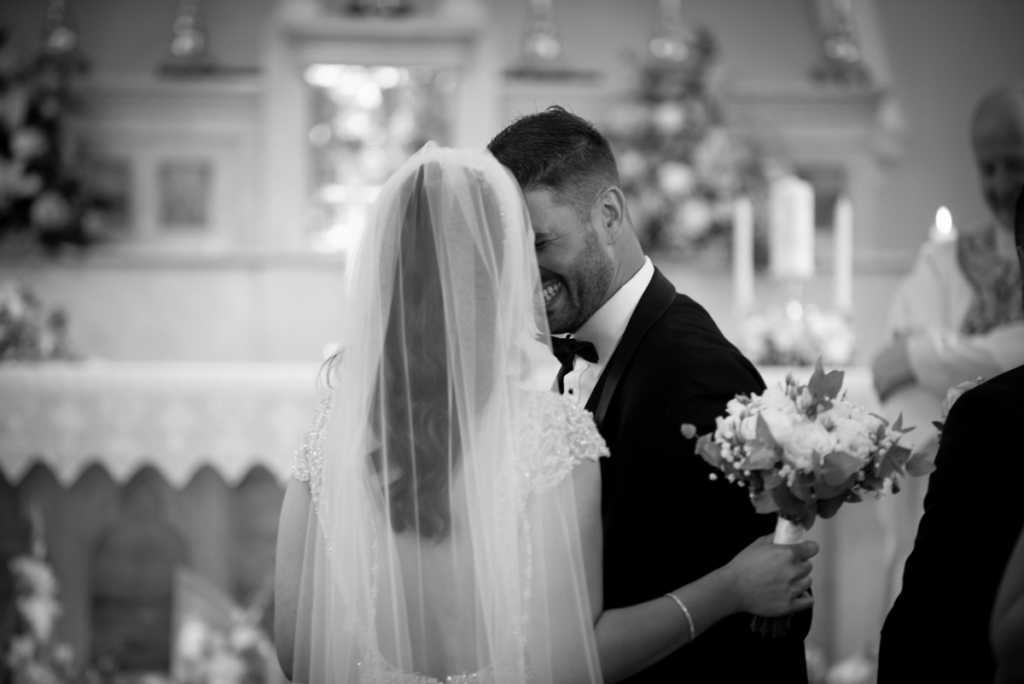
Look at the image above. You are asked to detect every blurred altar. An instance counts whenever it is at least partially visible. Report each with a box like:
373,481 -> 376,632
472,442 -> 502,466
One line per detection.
2,0 -> 1023,681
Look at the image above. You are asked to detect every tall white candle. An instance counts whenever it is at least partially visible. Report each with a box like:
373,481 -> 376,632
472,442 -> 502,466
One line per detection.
769,174 -> 815,281
732,196 -> 755,315
834,196 -> 854,314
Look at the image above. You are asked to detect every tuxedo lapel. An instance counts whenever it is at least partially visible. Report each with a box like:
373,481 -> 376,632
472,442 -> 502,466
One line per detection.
585,267 -> 676,431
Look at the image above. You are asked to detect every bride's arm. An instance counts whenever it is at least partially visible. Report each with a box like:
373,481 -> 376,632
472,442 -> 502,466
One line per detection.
274,478 -> 312,680
570,470 -> 816,684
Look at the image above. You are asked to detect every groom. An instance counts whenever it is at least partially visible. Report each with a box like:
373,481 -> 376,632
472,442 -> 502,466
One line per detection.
489,107 -> 811,682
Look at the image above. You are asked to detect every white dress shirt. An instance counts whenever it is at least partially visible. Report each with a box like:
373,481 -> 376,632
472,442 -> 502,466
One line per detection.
558,256 -> 655,406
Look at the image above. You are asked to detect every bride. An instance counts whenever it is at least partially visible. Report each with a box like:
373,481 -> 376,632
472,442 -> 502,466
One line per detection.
274,144 -> 816,683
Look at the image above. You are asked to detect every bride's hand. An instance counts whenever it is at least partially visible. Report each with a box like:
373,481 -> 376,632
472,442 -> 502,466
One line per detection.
722,534 -> 818,617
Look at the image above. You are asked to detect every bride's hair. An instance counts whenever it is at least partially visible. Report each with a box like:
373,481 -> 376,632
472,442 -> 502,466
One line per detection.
370,165 -> 460,542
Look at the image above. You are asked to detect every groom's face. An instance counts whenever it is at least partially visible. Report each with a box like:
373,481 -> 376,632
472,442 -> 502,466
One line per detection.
525,188 -> 614,335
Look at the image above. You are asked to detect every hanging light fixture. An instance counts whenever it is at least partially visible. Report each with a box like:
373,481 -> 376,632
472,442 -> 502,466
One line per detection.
521,0 -> 562,64
811,0 -> 870,86
41,0 -> 83,59
161,0 -> 214,74
648,0 -> 694,64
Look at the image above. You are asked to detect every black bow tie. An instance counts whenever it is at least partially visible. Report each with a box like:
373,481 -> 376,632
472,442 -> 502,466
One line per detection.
551,336 -> 599,366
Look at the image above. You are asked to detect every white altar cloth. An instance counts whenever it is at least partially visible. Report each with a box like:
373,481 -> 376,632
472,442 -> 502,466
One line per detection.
0,361 -> 879,489
0,361 -> 322,487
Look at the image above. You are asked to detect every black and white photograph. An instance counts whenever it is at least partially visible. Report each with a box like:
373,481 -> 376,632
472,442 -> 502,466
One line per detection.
1,1 -> 1022,683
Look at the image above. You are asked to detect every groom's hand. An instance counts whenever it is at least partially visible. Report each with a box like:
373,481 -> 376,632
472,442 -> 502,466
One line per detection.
724,535 -> 818,617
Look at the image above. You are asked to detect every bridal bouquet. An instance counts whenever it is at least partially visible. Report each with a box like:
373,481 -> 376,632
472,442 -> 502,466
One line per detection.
682,360 -> 933,636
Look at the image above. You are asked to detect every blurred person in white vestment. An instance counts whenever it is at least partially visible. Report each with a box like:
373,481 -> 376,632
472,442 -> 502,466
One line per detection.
872,83 -> 1024,621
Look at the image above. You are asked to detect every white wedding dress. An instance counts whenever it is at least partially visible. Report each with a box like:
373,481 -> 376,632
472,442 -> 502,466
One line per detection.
281,145 -> 607,684
292,390 -> 607,683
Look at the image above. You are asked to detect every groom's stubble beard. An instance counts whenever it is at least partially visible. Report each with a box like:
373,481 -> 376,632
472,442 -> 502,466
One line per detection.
546,225 -> 614,335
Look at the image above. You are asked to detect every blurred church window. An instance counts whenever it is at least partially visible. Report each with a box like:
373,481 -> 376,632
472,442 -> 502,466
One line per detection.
158,159 -> 212,230
302,63 -> 453,255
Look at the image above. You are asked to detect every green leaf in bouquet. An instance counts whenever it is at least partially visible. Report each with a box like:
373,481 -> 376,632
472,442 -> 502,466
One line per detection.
814,474 -> 857,500
808,358 -> 846,401
744,446 -> 777,470
790,473 -> 817,503
762,470 -> 784,490
817,495 -> 845,520
891,413 -> 915,435
771,483 -> 809,519
695,434 -> 722,466
822,451 -> 863,486
808,359 -> 826,400
878,444 -> 912,479
906,450 -> 937,477
752,489 -> 780,514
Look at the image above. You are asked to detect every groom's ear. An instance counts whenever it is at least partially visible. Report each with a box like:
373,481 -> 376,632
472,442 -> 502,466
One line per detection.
596,186 -> 627,244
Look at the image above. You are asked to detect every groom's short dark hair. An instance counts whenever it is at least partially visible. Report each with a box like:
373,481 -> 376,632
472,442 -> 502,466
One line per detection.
487,106 -> 619,220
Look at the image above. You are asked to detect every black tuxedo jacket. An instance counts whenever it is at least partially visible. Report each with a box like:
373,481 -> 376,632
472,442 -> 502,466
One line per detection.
583,268 -> 810,683
879,363 -> 1024,682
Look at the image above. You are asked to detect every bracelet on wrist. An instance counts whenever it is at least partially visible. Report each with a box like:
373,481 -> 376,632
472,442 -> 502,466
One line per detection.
665,592 -> 695,643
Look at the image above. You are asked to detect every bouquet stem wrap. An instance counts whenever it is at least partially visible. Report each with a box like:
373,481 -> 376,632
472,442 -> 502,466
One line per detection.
751,516 -> 805,638
773,516 -> 804,545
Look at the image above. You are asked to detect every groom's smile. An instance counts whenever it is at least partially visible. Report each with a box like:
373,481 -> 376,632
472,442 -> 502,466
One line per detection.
542,280 -> 564,306
526,188 -> 614,335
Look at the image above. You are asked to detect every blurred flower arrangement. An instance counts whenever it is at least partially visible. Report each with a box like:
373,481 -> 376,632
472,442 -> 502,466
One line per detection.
0,26 -> 120,252
602,18 -> 769,261
0,281 -> 76,361
173,575 -> 278,684
3,508 -> 80,684
741,304 -> 855,367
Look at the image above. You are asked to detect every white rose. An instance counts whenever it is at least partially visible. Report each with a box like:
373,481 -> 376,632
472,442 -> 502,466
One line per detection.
725,398 -> 746,418
795,387 -> 814,413
715,414 -> 737,441
17,595 -> 61,642
759,409 -> 794,446
177,617 -> 209,659
831,418 -> 871,459
617,150 -> 648,183
942,377 -> 984,419
739,415 -> 758,441
229,622 -> 260,650
761,386 -> 798,415
657,161 -> 696,197
783,420 -> 834,471
30,191 -> 72,231
652,102 -> 687,135
10,127 -> 48,160
678,199 -> 714,237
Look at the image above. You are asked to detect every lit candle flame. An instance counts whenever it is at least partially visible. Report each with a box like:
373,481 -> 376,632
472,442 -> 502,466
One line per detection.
935,207 -> 953,236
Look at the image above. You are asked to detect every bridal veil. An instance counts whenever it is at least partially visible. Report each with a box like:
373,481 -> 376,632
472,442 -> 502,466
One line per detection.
288,144 -> 603,683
